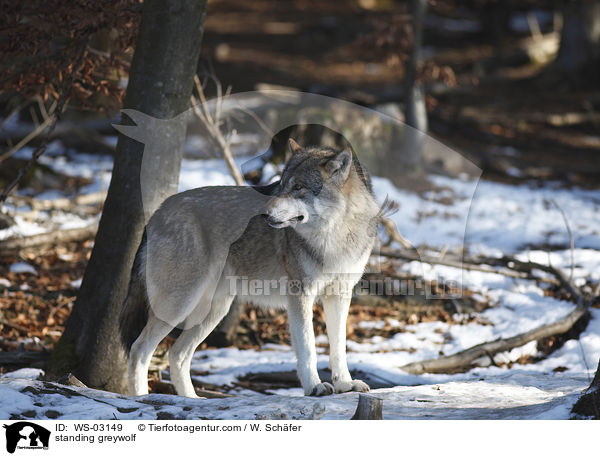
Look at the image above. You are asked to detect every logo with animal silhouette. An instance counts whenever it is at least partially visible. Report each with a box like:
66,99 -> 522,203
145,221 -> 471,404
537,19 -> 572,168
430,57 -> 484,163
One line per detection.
3,422 -> 51,453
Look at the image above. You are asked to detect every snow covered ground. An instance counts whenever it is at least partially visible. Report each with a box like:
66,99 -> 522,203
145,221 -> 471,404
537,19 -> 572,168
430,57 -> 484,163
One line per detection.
0,368 -> 585,419
1,141 -> 599,419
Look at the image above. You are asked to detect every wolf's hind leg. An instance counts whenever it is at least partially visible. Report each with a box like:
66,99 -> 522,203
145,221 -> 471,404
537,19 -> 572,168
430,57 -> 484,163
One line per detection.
322,294 -> 369,393
168,296 -> 234,398
128,315 -> 173,396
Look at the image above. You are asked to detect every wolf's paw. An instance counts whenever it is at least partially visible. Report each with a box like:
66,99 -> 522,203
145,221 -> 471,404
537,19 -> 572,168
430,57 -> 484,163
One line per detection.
309,382 -> 334,396
334,379 -> 370,393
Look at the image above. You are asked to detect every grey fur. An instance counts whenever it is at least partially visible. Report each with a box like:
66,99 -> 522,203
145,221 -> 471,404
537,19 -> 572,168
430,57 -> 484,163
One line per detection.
120,141 -> 381,397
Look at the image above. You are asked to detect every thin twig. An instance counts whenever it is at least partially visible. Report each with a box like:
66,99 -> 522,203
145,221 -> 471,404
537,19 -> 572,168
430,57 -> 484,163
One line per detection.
0,102 -> 56,163
551,197 -> 592,384
36,96 -> 50,122
380,217 -> 412,249
191,74 -> 245,186
230,103 -> 274,139
551,199 -> 575,282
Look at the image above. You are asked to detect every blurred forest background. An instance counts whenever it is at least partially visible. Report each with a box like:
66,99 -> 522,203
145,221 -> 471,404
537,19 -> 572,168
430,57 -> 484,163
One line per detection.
2,0 -> 599,183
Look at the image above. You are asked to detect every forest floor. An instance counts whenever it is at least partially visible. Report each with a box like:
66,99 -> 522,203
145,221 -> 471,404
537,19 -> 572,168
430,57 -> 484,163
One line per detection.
1,145 -> 599,419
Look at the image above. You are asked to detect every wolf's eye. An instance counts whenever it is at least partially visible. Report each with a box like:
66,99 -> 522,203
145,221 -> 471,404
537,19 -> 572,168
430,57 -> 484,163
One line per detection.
293,183 -> 303,191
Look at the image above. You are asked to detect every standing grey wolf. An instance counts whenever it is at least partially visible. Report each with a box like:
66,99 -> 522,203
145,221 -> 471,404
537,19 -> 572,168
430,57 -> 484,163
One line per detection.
120,139 -> 381,397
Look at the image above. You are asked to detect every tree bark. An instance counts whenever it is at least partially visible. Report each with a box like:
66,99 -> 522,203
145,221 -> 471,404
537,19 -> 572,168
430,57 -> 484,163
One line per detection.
49,0 -> 208,393
571,358 -> 600,418
392,0 -> 428,183
404,0 -> 428,134
555,0 -> 600,74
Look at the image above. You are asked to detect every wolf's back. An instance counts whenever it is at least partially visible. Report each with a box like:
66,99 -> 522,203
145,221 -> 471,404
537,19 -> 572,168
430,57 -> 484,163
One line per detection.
119,229 -> 149,352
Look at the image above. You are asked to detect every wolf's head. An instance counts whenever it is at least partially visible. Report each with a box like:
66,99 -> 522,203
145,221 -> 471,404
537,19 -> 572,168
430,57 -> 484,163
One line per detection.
262,139 -> 372,231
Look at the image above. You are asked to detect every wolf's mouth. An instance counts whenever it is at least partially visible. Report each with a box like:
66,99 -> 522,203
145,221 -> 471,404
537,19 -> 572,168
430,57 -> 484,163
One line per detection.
263,214 -> 305,228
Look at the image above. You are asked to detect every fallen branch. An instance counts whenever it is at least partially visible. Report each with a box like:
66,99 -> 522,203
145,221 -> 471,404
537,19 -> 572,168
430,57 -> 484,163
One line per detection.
0,224 -> 97,256
150,379 -> 234,399
388,247 -> 594,375
400,300 -> 587,374
374,247 -> 559,286
238,369 -> 392,390
0,350 -> 49,368
28,192 -> 105,211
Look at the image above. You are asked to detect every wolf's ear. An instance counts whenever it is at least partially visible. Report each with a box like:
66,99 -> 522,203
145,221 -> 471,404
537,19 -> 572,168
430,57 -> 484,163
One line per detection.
325,149 -> 352,184
288,138 -> 304,155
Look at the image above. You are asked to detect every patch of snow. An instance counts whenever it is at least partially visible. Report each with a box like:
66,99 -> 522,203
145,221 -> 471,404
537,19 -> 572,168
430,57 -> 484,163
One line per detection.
0,215 -> 47,241
0,373 -> 583,419
1,368 -> 44,380
374,175 -> 600,252
9,262 -> 37,275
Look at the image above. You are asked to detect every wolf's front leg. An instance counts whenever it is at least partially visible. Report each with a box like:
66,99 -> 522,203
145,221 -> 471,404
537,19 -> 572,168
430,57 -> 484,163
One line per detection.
286,296 -> 333,396
321,294 -> 370,393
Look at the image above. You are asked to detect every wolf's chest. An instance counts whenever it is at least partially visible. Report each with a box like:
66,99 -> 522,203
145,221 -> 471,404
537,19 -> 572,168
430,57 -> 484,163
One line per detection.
303,234 -> 373,276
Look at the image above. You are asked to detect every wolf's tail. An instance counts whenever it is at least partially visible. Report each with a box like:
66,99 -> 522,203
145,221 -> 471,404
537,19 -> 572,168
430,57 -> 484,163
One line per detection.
119,229 -> 149,352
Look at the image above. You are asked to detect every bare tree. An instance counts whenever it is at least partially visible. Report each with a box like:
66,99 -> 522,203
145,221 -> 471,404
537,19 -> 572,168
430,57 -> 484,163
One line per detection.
391,0 -> 428,183
555,0 -> 600,75
49,0 -> 208,393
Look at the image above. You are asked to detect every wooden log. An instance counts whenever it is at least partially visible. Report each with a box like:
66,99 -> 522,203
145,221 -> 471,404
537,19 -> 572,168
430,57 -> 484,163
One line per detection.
351,393 -> 383,420
150,379 -> 234,399
26,192 -> 106,211
0,350 -> 49,368
239,369 -> 392,390
400,301 -> 588,374
0,224 -> 97,256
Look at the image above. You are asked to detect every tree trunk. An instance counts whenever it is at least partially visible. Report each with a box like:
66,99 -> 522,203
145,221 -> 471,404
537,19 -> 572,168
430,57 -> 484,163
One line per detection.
393,0 -> 428,183
555,0 -> 600,74
49,0 -> 208,393
404,0 -> 428,134
571,358 -> 600,418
